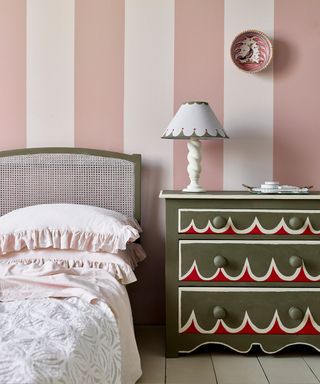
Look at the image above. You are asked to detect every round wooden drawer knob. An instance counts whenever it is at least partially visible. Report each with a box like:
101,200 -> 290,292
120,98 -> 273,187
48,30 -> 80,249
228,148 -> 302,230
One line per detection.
289,255 -> 303,268
213,255 -> 227,268
288,216 -> 303,230
289,306 -> 304,320
213,306 -> 227,319
212,216 -> 227,229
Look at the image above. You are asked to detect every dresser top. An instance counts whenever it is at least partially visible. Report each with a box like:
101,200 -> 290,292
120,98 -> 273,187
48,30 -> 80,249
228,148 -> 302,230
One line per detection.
159,190 -> 320,200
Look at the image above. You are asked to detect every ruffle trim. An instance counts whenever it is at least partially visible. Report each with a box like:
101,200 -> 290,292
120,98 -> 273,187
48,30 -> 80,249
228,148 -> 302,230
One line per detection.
126,243 -> 147,268
0,228 -> 140,256
1,258 -> 137,285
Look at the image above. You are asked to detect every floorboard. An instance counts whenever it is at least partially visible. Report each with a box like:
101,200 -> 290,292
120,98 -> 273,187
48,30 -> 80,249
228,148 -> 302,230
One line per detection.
302,354 -> 320,383
135,327 -> 320,384
258,353 -> 319,384
166,353 -> 217,384
212,352 -> 268,384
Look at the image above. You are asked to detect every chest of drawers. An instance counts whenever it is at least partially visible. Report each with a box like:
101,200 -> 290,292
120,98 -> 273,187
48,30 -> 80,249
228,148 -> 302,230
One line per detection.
160,191 -> 320,357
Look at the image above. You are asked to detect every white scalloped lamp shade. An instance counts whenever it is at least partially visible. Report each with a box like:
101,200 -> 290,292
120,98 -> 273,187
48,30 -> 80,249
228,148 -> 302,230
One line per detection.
161,101 -> 229,193
161,101 -> 228,140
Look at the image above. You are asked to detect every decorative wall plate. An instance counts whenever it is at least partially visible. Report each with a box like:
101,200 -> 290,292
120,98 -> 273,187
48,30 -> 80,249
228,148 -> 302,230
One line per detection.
231,30 -> 273,73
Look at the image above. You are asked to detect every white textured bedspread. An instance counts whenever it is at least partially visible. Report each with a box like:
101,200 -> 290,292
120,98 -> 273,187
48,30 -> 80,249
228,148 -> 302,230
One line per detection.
0,297 -> 121,384
0,262 -> 142,384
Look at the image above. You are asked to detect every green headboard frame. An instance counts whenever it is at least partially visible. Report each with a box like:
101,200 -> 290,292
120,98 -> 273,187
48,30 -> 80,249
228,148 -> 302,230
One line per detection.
0,147 -> 141,221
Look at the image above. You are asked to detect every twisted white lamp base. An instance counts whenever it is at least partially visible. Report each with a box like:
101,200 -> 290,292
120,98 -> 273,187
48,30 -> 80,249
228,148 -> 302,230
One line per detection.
183,138 -> 205,192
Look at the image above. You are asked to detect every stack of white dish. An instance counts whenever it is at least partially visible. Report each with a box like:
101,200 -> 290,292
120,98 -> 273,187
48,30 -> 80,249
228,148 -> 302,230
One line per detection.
249,181 -> 310,194
260,181 -> 281,192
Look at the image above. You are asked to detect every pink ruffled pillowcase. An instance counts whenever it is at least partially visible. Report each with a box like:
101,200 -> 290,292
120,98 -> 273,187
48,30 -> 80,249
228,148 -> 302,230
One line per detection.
0,204 -> 146,284
0,204 -> 142,255
0,246 -> 145,284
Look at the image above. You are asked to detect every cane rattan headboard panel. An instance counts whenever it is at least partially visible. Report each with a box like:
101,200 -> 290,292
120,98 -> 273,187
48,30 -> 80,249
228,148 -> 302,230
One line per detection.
0,148 -> 141,221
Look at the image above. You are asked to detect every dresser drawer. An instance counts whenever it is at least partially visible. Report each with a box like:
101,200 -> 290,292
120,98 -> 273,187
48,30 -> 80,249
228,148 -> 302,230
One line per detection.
178,209 -> 320,236
179,240 -> 320,283
179,287 -> 320,336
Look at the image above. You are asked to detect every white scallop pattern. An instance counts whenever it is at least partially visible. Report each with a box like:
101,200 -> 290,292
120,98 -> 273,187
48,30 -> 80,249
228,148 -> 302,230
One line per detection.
181,217 -> 319,235
181,258 -> 320,282
180,308 -> 320,335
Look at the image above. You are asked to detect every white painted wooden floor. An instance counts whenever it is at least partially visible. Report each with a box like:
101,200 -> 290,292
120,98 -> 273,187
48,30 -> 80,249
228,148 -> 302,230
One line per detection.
135,326 -> 320,384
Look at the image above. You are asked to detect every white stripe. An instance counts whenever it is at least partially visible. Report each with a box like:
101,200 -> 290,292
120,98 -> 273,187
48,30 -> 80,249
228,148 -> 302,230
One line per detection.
124,0 -> 174,231
223,0 -> 274,189
27,0 -> 74,147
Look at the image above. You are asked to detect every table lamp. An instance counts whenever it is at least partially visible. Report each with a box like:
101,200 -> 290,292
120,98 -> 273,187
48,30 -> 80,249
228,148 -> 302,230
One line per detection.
161,101 -> 229,192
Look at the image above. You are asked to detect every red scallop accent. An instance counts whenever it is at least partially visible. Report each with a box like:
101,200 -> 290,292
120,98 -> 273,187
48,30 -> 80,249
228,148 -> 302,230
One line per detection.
200,227 -> 236,235
221,227 -> 236,235
182,266 -> 203,281
184,227 -> 214,234
184,226 -> 198,234
237,321 -> 256,334
302,226 -> 315,235
236,269 -> 255,282
183,264 -> 318,283
275,226 -> 290,235
181,313 -> 320,335
214,321 -> 230,334
204,228 -> 215,234
265,268 -> 283,282
182,219 -> 319,235
182,225 -> 237,235
183,320 -> 199,334
212,269 -> 230,282
266,319 -> 287,334
294,268 -> 316,282
296,318 -> 319,335
247,225 -> 263,235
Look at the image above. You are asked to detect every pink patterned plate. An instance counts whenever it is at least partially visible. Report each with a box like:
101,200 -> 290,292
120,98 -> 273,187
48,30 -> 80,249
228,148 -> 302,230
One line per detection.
231,30 -> 273,73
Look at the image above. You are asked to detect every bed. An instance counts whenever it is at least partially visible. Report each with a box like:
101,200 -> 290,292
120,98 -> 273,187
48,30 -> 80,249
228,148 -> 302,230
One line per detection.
0,148 -> 145,384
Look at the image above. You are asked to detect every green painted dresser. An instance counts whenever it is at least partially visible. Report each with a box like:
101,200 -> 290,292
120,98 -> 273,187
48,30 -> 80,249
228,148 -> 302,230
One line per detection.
160,191 -> 320,357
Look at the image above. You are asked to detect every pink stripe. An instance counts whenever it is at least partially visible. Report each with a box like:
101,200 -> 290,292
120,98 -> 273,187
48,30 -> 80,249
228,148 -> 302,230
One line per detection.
174,0 -> 224,190
274,0 -> 320,188
75,0 -> 124,152
0,1 -> 26,150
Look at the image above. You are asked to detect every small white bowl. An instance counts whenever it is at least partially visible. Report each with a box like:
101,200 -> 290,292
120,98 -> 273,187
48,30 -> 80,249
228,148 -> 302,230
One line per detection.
261,181 -> 279,189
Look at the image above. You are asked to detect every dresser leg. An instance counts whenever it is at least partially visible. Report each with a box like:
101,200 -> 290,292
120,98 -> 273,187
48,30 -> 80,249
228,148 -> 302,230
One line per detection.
165,348 -> 179,358
165,330 -> 179,357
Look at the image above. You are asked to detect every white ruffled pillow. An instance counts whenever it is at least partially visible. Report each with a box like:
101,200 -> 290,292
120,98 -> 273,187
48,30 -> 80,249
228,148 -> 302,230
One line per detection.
0,246 -> 147,285
0,204 -> 142,255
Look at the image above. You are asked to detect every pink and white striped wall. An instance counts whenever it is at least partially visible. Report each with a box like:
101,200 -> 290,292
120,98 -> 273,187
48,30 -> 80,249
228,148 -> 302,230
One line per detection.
1,0 -> 319,323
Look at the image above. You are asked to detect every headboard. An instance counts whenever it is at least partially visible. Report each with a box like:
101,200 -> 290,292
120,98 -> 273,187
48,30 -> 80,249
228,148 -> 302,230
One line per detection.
0,148 -> 141,221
